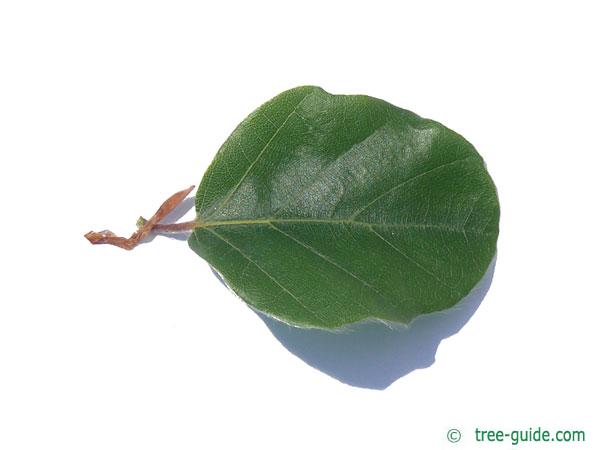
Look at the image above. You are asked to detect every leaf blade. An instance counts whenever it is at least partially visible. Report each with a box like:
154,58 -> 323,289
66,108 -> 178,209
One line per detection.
189,86 -> 499,328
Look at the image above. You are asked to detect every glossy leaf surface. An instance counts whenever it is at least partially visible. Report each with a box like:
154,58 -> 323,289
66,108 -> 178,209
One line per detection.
188,86 -> 499,328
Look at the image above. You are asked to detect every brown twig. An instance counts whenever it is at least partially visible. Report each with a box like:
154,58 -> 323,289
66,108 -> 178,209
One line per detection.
84,185 -> 196,250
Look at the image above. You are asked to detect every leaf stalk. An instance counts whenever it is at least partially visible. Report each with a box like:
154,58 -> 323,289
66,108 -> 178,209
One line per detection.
84,185 -> 196,250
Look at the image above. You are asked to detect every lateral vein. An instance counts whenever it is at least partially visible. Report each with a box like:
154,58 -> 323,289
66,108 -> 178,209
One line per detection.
350,155 -> 476,219
203,227 -> 327,325
208,91 -> 312,217
369,225 -> 460,295
269,223 -> 384,313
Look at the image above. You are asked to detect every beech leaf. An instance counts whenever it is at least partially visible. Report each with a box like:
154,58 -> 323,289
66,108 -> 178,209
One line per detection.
188,86 -> 500,328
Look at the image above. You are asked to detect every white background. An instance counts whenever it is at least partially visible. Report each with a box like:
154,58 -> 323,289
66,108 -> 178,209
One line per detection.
1,1 -> 598,449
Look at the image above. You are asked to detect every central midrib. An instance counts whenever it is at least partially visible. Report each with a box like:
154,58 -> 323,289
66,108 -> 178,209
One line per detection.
194,217 -> 490,235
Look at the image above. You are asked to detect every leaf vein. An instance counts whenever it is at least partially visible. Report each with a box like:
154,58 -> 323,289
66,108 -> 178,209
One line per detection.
198,218 -> 492,236
350,155 -> 477,219
368,225 -> 461,295
271,124 -> 387,216
269,223 -> 385,313
208,91 -> 313,217
202,227 -> 327,325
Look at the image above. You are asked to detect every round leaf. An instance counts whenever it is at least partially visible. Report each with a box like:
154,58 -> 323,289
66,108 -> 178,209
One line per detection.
188,86 -> 499,329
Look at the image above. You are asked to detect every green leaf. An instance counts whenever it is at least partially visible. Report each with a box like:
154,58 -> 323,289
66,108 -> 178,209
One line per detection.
188,86 -> 499,329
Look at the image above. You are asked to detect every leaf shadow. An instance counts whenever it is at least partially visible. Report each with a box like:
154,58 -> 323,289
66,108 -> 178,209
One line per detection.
136,193 -> 495,389
218,257 -> 496,390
